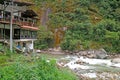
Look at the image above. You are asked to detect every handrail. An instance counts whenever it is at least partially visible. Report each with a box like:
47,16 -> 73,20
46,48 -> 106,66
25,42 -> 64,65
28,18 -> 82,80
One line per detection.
0,16 -> 37,27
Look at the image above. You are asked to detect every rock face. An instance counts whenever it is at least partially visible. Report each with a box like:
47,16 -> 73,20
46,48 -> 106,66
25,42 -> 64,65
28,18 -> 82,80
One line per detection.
111,58 -> 120,63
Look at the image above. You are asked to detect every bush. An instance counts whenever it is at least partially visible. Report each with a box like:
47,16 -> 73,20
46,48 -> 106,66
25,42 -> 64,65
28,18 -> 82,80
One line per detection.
35,26 -> 54,49
61,39 -> 80,51
35,39 -> 49,49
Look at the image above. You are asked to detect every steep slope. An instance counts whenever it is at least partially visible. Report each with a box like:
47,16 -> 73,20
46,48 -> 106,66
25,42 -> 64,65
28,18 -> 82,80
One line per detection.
30,0 -> 120,53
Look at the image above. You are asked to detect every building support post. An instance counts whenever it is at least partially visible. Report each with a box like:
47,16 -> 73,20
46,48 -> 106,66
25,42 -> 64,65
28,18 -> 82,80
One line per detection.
10,0 -> 13,52
32,40 -> 34,53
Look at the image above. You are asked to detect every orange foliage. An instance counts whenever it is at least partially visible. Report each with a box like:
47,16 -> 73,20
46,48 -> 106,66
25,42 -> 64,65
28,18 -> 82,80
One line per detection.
54,28 -> 65,47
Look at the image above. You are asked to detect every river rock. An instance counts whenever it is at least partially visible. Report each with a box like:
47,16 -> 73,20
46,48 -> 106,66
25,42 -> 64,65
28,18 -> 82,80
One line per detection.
75,49 -> 108,59
79,51 -> 88,56
95,49 -> 108,59
75,60 -> 85,64
36,50 -> 41,53
111,58 -> 120,63
87,54 -> 96,58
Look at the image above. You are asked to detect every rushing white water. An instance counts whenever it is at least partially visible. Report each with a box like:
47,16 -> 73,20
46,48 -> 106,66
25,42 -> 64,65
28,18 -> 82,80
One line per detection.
113,63 -> 120,68
81,73 -> 97,78
58,55 -> 120,79
79,56 -> 112,66
63,56 -> 120,68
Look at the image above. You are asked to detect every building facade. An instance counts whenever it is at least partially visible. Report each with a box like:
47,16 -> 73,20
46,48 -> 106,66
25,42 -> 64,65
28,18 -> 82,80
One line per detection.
0,0 -> 39,52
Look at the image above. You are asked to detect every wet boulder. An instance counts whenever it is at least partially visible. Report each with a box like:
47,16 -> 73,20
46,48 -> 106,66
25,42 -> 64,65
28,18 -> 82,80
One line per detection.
78,51 -> 88,56
75,49 -> 108,59
75,59 -> 85,64
111,58 -> 120,63
87,54 -> 96,58
95,49 -> 108,59
36,50 -> 41,53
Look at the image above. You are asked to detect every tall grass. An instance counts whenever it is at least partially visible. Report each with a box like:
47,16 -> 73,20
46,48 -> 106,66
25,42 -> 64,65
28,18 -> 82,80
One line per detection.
0,43 -> 78,80
0,56 -> 78,80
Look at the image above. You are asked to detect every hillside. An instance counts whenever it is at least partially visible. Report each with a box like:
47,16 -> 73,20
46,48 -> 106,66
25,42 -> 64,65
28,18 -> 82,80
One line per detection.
29,0 -> 120,53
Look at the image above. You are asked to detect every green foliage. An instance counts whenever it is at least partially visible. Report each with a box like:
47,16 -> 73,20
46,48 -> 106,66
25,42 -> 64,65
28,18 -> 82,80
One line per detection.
92,21 -> 106,41
31,0 -> 120,53
93,20 -> 120,53
47,0 -> 89,29
61,19 -> 120,53
35,40 -> 49,49
0,43 -> 17,56
0,57 -> 78,80
77,0 -> 90,7
95,0 -> 120,21
100,19 -> 119,32
61,22 -> 92,51
0,55 -> 9,65
61,39 -> 80,51
35,26 -> 54,49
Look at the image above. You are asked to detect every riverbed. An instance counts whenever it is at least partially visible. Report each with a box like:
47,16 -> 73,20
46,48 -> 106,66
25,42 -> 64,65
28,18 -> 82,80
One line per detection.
57,55 -> 120,80
39,51 -> 120,80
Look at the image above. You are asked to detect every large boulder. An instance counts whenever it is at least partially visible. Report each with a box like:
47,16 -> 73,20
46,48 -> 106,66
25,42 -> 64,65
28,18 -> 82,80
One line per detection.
95,49 -> 108,59
78,51 -> 88,56
111,58 -> 120,63
75,49 -> 108,59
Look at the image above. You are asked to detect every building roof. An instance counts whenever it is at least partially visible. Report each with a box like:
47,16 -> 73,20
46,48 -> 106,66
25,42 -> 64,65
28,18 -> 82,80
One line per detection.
0,0 -> 34,6
20,25 -> 39,31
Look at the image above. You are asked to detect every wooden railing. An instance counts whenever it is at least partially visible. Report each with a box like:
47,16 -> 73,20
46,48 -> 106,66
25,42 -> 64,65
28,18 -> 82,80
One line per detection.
0,16 -> 37,27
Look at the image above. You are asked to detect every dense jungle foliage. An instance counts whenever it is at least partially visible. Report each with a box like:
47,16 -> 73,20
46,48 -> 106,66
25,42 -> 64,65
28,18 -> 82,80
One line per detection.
29,0 -> 120,53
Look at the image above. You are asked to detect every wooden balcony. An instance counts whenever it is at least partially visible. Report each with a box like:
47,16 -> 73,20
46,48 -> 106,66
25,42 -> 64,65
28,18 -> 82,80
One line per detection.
0,16 -> 38,28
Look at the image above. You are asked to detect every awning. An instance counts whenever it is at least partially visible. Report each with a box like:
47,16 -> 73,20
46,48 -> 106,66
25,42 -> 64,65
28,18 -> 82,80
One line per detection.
20,26 -> 39,30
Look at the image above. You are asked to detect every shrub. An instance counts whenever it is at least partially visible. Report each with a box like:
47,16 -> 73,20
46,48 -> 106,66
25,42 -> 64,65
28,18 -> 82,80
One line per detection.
36,26 -> 54,50
61,39 -> 80,51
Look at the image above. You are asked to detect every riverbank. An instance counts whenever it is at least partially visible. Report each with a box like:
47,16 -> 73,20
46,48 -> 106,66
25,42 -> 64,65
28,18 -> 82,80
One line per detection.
36,49 -> 120,80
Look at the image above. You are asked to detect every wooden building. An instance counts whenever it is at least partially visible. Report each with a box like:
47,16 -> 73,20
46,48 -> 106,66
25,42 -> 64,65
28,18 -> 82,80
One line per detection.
0,0 -> 39,52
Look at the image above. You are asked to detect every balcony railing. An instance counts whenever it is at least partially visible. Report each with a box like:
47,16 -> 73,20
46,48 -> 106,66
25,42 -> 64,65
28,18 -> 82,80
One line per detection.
0,16 -> 37,27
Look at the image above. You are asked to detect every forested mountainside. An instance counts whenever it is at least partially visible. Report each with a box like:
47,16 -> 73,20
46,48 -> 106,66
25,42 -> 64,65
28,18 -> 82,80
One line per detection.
29,0 -> 120,53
